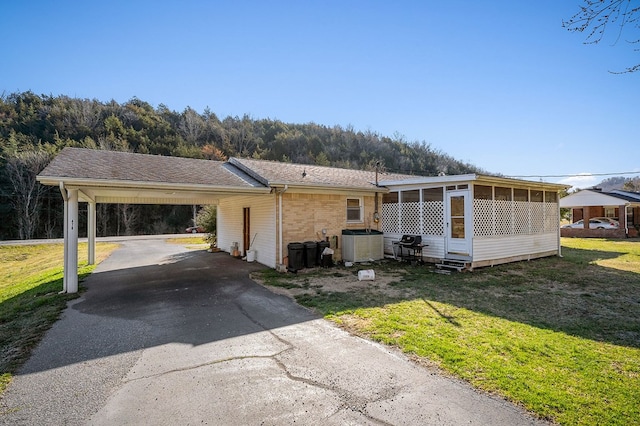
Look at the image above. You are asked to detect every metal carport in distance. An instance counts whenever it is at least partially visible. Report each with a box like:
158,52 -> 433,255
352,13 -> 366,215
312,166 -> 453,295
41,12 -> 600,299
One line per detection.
36,147 -> 271,293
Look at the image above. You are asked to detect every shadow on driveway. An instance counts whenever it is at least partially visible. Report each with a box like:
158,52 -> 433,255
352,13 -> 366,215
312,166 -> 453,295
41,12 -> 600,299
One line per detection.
21,247 -> 317,374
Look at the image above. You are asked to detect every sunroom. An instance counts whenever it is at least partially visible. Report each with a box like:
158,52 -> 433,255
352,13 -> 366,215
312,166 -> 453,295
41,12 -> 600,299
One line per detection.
379,174 -> 568,270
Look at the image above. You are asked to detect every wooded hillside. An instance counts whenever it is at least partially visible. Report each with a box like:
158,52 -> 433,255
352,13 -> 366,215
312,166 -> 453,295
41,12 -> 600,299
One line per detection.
0,91 -> 482,240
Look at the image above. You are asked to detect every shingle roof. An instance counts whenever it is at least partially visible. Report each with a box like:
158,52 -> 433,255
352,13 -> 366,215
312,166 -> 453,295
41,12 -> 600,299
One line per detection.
608,190 -> 640,202
230,157 -> 416,189
38,147 -> 263,188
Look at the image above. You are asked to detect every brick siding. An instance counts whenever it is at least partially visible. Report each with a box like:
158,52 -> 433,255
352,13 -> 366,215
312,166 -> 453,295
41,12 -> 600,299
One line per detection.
281,192 -> 379,261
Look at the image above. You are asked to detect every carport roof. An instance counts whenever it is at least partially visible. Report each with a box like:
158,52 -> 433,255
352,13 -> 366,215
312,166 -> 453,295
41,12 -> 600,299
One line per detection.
38,147 -> 263,188
37,147 -> 270,205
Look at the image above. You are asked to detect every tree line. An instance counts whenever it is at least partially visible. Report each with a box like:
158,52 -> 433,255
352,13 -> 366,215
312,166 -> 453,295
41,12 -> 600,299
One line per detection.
0,91 -> 482,240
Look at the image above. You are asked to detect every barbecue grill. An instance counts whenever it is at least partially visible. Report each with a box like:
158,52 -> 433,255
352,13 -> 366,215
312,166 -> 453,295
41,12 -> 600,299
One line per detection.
393,235 -> 425,263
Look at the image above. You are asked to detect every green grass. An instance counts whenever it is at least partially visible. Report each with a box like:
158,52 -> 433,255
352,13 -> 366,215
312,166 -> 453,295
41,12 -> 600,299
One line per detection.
255,238 -> 640,425
0,242 -> 119,394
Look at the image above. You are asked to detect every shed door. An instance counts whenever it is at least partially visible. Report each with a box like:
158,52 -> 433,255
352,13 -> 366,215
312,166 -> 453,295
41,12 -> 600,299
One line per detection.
446,190 -> 471,257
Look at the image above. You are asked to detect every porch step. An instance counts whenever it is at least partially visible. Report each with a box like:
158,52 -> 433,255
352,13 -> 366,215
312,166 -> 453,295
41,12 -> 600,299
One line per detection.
435,260 -> 471,272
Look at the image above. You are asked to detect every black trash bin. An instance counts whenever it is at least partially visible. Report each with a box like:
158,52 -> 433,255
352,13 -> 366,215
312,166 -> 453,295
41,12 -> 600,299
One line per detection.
303,241 -> 318,268
317,240 -> 330,266
287,242 -> 304,271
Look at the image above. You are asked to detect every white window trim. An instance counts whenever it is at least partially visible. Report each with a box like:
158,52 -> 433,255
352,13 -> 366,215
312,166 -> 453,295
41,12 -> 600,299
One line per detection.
346,197 -> 364,223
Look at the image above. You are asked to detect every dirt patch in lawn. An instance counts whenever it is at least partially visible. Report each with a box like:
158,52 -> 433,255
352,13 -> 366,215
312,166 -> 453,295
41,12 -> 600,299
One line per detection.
251,264 -> 414,301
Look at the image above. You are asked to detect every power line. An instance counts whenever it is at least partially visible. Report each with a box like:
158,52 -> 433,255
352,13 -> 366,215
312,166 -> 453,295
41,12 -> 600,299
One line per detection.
506,171 -> 640,179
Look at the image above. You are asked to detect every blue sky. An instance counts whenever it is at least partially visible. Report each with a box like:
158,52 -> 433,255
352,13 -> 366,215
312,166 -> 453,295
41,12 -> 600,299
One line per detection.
2,0 -> 638,188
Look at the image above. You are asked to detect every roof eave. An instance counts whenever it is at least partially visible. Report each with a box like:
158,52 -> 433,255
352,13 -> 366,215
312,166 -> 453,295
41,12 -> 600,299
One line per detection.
36,175 -> 272,194
379,173 -> 569,190
269,181 -> 388,193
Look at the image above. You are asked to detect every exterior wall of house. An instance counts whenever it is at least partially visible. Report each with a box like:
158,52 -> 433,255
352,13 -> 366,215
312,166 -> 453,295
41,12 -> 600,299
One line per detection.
281,191 -> 378,262
472,234 -> 558,265
217,194 -> 277,268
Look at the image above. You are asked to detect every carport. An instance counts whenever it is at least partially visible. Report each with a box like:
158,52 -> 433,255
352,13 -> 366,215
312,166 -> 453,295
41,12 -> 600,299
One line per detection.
560,188 -> 640,238
36,147 -> 271,293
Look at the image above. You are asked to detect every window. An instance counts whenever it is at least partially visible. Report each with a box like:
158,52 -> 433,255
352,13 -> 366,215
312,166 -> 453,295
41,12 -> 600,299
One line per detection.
423,187 -> 443,202
474,185 -> 492,200
383,192 -> 398,204
605,207 -> 616,218
495,187 -> 512,201
514,189 -> 528,202
401,190 -> 420,203
531,190 -> 543,202
347,198 -> 363,222
545,191 -> 558,203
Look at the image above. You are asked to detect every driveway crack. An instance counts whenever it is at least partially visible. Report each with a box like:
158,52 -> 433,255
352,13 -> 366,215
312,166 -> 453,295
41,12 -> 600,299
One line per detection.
122,349 -> 290,383
272,348 -> 399,426
234,300 -> 398,425
234,301 -> 295,349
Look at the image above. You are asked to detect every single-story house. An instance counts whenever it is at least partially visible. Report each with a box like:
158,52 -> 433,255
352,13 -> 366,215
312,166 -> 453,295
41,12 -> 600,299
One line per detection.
559,188 -> 640,238
37,147 -> 568,292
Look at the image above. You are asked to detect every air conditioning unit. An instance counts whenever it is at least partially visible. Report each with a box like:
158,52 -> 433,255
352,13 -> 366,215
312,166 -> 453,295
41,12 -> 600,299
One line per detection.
341,229 -> 384,262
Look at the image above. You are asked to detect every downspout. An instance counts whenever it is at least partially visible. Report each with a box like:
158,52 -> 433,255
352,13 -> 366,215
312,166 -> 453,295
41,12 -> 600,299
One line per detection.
59,182 -> 68,293
373,162 -> 380,228
278,185 -> 289,265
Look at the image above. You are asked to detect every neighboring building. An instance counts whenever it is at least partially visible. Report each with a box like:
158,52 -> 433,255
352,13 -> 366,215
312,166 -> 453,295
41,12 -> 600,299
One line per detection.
37,148 -> 568,292
560,189 -> 640,238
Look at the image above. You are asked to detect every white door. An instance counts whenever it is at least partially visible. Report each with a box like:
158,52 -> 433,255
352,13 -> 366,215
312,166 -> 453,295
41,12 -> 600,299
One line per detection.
446,190 -> 471,257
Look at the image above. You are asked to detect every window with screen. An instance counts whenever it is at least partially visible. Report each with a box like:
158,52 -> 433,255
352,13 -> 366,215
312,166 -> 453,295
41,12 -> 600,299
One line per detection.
347,198 -> 362,222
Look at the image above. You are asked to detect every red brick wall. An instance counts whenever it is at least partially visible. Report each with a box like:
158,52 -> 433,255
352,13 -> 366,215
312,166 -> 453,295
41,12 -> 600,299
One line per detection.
561,228 -> 626,238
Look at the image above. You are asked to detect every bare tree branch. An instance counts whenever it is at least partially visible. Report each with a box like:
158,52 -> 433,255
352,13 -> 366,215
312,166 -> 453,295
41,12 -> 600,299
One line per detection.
4,149 -> 53,239
563,0 -> 640,73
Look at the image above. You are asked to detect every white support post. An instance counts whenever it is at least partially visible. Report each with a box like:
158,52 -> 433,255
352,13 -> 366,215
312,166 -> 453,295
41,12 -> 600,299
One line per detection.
62,198 -> 69,292
67,189 -> 79,293
88,201 -> 96,265
59,183 -> 69,293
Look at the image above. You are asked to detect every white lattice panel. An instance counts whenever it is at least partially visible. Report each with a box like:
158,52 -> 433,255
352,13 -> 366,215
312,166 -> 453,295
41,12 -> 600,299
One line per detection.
473,199 -> 494,236
400,202 -> 421,234
474,198 -> 557,237
494,200 -> 513,235
530,203 -> 544,234
382,204 -> 399,233
544,203 -> 558,232
514,201 -> 529,234
423,201 -> 444,236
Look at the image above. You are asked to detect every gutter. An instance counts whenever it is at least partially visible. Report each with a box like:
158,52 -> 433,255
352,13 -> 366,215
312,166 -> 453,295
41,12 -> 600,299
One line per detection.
267,181 -> 389,194
36,176 -> 272,194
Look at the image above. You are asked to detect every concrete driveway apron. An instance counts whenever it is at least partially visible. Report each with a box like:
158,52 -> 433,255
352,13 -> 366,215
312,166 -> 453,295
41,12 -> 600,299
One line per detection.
0,239 -> 548,425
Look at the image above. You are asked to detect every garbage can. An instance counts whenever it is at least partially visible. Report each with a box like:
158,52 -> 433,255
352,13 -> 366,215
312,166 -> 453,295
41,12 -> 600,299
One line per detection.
287,242 -> 304,271
303,241 -> 318,268
317,240 -> 330,265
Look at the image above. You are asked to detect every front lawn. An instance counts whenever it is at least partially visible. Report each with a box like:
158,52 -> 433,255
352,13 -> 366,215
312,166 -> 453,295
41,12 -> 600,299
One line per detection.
255,238 -> 640,425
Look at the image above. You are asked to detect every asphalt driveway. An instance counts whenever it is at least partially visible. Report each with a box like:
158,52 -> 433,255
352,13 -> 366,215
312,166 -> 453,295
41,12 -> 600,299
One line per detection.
0,239 -> 548,425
